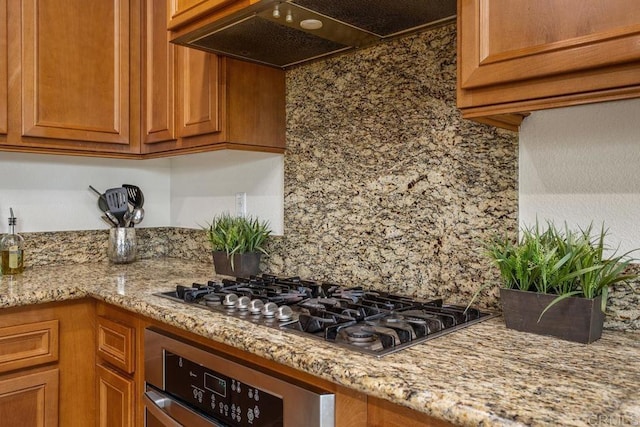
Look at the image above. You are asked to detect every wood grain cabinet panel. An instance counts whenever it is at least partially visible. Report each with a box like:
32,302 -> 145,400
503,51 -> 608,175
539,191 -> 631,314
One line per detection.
0,368 -> 59,427
0,0 -> 6,135
0,320 -> 59,373
368,396 -> 456,427
143,0 -> 176,144
457,0 -> 640,130
97,364 -> 135,427
21,0 -> 131,146
168,0 -> 242,30
97,316 -> 135,375
177,46 -> 221,138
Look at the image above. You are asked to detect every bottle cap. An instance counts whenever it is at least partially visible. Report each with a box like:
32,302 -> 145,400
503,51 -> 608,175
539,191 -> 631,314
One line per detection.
8,207 -> 16,226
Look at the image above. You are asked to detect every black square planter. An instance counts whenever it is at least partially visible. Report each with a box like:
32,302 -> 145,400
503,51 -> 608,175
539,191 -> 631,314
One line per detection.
212,251 -> 261,278
500,288 -> 604,344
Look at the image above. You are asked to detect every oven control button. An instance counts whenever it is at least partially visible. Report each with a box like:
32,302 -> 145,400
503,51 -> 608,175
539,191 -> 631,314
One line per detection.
254,390 -> 260,401
254,405 -> 261,418
219,402 -> 224,413
247,408 -> 254,423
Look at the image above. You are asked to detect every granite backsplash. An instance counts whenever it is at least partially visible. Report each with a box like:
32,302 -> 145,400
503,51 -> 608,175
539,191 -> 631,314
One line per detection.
9,24 -> 639,331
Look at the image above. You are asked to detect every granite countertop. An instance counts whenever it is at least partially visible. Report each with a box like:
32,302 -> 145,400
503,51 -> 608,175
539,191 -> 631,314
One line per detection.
1,258 -> 639,427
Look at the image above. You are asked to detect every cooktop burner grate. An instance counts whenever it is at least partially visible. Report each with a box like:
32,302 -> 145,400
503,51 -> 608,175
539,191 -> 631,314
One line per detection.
154,275 -> 497,357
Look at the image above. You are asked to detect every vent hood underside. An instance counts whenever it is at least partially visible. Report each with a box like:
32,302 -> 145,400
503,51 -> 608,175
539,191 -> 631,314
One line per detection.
171,0 -> 456,69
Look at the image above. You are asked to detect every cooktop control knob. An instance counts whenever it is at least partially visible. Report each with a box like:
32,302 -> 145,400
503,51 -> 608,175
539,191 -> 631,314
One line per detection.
276,306 -> 293,322
261,302 -> 278,317
236,296 -> 250,311
248,299 -> 264,315
223,293 -> 239,308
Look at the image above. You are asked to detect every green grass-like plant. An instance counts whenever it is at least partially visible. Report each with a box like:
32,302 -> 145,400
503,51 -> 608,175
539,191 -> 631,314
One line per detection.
205,213 -> 271,257
479,222 -> 637,320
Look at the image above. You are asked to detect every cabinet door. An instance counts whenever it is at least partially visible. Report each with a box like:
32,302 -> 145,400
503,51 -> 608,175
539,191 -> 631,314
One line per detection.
20,0 -> 131,146
457,0 -> 640,127
0,0 -> 6,135
142,0 -> 176,145
97,364 -> 135,427
0,368 -> 59,427
176,46 -> 221,138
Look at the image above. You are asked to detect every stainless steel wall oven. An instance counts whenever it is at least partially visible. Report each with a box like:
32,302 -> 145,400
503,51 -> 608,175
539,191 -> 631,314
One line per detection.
144,328 -> 335,427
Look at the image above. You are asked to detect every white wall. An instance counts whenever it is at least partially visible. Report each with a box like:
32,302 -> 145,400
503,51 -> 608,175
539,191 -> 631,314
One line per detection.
0,150 -> 284,235
0,152 -> 172,233
169,151 -> 284,234
519,98 -> 640,255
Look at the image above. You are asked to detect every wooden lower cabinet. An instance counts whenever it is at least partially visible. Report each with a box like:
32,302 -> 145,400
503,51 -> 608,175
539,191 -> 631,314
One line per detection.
0,300 -> 454,427
0,300 -> 96,426
97,364 -> 135,427
0,368 -> 59,426
368,396 -> 456,427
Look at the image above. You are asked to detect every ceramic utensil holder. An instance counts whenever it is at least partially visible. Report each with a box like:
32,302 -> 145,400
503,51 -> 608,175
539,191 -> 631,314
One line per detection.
108,227 -> 137,264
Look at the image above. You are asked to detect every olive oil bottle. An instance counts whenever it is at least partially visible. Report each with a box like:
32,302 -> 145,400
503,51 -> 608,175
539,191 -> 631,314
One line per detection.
0,208 -> 24,276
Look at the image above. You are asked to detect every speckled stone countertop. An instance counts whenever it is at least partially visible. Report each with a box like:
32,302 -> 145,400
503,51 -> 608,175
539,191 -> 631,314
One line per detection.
1,259 -> 639,427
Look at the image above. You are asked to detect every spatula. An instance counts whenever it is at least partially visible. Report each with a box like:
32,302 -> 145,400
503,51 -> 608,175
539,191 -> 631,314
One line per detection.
122,184 -> 144,208
104,187 -> 129,227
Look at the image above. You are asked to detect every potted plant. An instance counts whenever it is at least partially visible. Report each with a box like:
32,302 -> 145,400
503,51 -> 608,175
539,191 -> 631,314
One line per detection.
205,213 -> 271,277
478,222 -> 637,343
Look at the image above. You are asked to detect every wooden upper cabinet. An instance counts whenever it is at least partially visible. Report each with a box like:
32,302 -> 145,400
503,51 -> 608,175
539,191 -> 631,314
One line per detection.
129,0 -> 286,157
0,0 -> 283,157
176,46 -> 221,138
457,0 -> 640,130
17,0 -> 137,153
0,1 -> 6,135
142,0 -> 176,145
167,0 -> 248,30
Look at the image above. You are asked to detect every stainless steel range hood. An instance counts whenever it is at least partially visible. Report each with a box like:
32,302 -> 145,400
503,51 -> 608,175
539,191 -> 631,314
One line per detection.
170,0 -> 456,69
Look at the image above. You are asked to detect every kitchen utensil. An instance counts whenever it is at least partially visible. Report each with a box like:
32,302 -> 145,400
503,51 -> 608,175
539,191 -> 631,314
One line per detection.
107,227 -> 137,264
130,207 -> 144,226
122,184 -> 144,208
89,185 -> 109,213
104,187 -> 129,226
101,215 -> 118,227
104,211 -> 120,227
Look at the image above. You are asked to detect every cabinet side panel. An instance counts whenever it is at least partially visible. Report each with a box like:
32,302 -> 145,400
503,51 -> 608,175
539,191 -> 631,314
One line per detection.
0,1 -> 6,134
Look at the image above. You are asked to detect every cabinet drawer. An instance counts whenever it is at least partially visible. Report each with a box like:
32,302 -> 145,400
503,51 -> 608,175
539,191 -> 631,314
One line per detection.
0,320 -> 59,373
97,317 -> 135,374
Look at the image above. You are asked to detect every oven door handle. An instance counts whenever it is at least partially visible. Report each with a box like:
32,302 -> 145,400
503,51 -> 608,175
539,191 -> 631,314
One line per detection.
144,386 -> 222,427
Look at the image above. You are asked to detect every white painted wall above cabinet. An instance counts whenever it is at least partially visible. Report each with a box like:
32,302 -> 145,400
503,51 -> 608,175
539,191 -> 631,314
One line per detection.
0,151 -> 284,234
520,98 -> 640,256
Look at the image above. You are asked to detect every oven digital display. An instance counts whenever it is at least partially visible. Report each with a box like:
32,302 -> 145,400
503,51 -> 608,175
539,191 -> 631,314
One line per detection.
204,373 -> 226,397
163,351 -> 284,426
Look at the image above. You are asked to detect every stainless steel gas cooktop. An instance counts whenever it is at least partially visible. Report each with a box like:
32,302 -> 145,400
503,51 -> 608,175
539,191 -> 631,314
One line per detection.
155,274 -> 496,357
